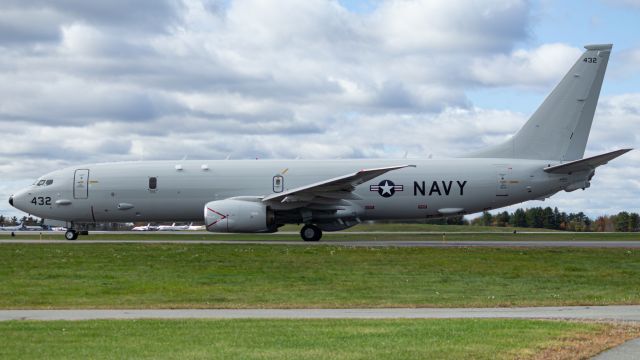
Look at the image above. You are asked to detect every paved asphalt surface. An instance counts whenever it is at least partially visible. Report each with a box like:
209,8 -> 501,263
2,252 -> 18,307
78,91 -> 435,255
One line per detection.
593,338 -> 640,360
2,305 -> 640,321
2,239 -> 640,247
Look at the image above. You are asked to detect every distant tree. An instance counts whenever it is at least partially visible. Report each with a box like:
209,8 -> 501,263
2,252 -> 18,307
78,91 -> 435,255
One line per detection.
583,216 -> 593,231
480,212 -> 493,226
558,211 -> 569,230
0,215 -> 4,225
629,213 -> 640,232
10,216 -> 18,225
510,208 -> 527,227
542,207 -> 555,229
553,207 -> 561,229
495,211 -> 510,227
615,212 -> 630,232
526,207 -> 544,228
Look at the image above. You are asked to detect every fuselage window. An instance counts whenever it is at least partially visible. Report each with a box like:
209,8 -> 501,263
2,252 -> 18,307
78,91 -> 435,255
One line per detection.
273,175 -> 284,193
45,180 -> 53,186
37,180 -> 46,186
149,177 -> 157,190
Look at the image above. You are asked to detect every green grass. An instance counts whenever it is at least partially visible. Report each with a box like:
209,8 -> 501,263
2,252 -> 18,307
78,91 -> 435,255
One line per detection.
1,244 -> 639,308
1,230 -> 639,241
0,319 -> 608,360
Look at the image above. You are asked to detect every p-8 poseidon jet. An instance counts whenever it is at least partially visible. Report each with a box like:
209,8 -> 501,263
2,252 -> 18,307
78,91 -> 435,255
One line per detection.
9,44 -> 631,241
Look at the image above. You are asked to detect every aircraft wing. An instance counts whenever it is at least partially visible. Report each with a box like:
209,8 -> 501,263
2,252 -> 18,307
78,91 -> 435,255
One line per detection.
262,164 -> 415,205
543,148 -> 632,174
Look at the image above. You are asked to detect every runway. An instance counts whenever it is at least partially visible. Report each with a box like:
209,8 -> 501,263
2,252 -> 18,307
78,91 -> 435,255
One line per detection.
2,239 -> 640,248
2,305 -> 640,321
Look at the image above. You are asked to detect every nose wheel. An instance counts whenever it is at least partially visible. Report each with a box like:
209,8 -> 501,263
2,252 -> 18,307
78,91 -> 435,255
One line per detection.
300,224 -> 322,242
65,230 -> 78,241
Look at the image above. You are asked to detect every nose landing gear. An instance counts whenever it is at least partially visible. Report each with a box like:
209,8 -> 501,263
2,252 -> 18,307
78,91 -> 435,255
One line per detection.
64,222 -> 88,240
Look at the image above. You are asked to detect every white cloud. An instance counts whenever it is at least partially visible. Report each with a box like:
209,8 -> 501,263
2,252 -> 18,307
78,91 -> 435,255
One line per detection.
470,43 -> 582,88
370,0 -> 529,53
0,0 -> 637,220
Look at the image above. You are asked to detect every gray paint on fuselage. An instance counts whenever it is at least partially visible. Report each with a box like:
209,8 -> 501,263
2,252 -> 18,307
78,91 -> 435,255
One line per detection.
11,158 -> 566,223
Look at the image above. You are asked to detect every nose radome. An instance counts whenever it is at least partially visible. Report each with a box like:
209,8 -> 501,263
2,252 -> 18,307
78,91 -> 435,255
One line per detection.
8,195 -> 13,207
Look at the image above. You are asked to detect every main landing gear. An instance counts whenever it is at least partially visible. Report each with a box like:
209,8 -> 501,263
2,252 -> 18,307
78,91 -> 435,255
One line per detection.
65,229 -> 78,240
300,224 -> 322,242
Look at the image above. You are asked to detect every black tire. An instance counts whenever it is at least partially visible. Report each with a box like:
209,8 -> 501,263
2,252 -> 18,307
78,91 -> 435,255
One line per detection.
300,224 -> 322,242
65,230 -> 78,241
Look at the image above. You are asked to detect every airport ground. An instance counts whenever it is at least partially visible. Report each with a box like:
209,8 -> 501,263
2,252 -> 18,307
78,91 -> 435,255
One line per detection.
1,319 -> 638,360
1,227 -> 640,359
2,230 -> 640,242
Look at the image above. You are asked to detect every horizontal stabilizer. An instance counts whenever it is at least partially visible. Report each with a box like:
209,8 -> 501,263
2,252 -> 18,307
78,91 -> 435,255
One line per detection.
543,148 -> 631,174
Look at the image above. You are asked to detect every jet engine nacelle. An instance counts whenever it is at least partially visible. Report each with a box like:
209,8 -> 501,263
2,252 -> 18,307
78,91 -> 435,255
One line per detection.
564,180 -> 591,192
204,199 -> 275,233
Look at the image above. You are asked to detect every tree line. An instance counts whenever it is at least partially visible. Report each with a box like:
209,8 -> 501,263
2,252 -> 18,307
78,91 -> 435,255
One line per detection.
0,216 -> 42,226
468,207 -> 639,232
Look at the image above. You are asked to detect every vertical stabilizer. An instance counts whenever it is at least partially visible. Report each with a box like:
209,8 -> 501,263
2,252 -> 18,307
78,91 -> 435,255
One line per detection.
468,44 -> 612,160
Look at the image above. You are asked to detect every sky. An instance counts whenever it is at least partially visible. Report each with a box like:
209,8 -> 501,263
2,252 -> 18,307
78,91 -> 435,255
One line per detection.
0,0 -> 638,220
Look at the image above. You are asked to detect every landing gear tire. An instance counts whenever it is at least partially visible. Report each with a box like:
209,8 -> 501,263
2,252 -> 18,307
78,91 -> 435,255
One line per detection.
300,224 -> 322,242
65,230 -> 78,241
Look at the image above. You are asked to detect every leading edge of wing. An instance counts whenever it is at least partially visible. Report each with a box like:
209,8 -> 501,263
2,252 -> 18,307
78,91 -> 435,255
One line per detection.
543,148 -> 632,174
262,164 -> 416,203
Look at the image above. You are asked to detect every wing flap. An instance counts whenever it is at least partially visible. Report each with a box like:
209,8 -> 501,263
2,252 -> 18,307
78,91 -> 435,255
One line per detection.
263,164 -> 415,204
543,148 -> 631,174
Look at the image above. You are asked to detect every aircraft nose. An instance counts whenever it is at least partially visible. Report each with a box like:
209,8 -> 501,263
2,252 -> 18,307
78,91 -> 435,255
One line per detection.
8,195 -> 13,207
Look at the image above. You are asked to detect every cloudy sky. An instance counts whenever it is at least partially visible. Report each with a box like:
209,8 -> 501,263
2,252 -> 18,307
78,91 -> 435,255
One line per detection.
0,0 -> 638,220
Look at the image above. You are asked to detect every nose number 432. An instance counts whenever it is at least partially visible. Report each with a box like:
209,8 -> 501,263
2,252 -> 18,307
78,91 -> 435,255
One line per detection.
31,197 -> 52,205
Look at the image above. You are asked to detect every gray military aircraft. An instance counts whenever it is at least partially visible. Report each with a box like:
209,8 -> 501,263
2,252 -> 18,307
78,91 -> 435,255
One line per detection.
8,44 -> 631,241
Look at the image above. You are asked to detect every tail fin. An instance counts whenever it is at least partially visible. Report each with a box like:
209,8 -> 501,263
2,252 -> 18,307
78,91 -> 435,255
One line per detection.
468,44 -> 612,161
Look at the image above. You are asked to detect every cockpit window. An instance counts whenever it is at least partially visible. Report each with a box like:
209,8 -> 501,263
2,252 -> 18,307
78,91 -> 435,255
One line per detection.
37,180 -> 46,186
45,180 -> 53,186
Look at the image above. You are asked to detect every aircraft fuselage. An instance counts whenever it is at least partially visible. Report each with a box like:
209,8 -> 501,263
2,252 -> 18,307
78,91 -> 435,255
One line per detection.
9,158 -> 579,224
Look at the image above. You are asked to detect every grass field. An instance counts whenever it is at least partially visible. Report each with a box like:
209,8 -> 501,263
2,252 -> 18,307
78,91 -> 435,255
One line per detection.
1,230 -> 639,241
1,244 -> 639,308
0,319 -> 631,360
